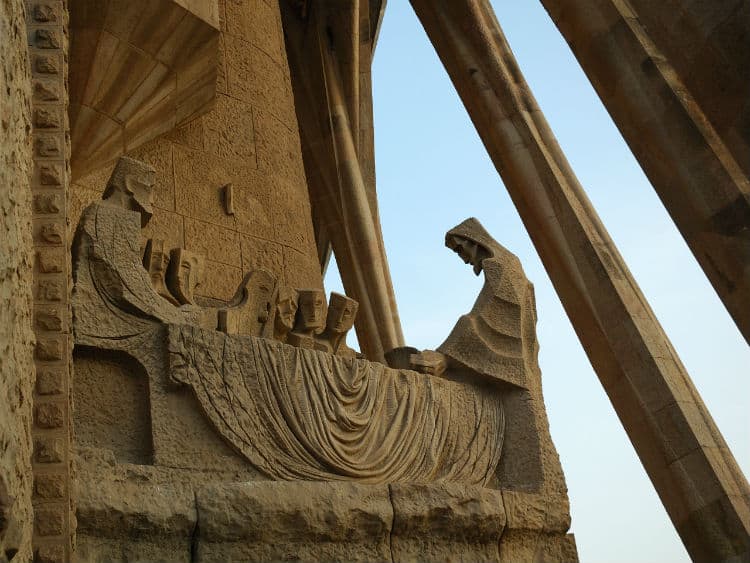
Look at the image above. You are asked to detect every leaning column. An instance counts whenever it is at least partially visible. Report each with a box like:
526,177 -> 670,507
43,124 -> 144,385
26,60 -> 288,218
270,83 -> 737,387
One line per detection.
538,0 -> 750,345
408,1 -> 750,561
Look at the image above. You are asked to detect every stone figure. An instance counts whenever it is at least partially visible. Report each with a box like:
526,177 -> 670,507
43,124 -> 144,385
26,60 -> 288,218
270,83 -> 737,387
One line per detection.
101,156 -> 156,228
406,218 -> 531,389
219,270 -> 278,337
73,169 -> 507,485
315,292 -> 358,357
273,286 -> 299,343
143,238 -> 179,305
287,288 -> 326,349
166,248 -> 204,306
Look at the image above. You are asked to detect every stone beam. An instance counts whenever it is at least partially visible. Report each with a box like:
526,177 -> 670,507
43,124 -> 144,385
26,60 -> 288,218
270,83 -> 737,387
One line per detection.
408,1 -> 750,561
281,1 -> 404,362
538,0 -> 750,345
68,0 -> 220,180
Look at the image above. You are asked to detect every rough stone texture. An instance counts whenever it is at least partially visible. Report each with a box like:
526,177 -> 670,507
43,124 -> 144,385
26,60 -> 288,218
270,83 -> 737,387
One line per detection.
73,460 -> 571,563
196,481 -> 393,563
74,448 -> 197,563
410,1 -> 750,561
0,3 -> 34,561
389,483 -> 506,563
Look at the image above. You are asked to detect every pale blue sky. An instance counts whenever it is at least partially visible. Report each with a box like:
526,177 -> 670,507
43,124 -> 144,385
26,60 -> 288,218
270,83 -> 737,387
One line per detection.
325,2 -> 750,562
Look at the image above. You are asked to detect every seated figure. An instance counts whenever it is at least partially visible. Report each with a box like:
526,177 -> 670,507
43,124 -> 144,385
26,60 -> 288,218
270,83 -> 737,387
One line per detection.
405,217 -> 532,390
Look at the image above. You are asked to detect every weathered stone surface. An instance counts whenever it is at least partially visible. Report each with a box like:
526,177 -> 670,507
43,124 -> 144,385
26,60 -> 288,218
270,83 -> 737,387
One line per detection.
75,449 -> 197,563
195,481 -> 393,563
390,483 -> 506,563
0,1 -> 34,561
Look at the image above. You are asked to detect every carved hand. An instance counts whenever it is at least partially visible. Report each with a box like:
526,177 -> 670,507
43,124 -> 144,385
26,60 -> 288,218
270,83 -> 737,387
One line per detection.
409,350 -> 448,377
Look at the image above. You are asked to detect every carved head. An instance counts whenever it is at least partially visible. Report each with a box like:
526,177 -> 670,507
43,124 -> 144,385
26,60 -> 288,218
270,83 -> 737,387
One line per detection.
143,239 -> 169,278
294,288 -> 326,334
326,292 -> 358,334
102,156 -> 156,227
166,248 -> 204,305
446,218 -> 494,276
275,287 -> 299,337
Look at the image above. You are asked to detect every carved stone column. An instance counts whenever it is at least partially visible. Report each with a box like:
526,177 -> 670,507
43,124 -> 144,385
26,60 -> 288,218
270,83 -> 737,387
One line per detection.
25,1 -> 73,561
538,0 -> 750,345
408,1 -> 750,561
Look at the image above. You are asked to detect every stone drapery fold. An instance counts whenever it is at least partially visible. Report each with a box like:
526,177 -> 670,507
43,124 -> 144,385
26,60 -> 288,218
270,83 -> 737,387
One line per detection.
168,324 -> 504,485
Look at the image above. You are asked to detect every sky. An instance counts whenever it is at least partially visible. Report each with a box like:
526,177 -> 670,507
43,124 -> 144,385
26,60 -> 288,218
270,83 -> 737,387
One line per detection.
324,2 -> 750,562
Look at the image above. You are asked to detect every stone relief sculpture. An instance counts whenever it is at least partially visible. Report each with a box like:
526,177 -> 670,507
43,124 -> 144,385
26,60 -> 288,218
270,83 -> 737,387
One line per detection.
70,157 -> 576,561
71,157 -> 514,485
72,158 -> 570,498
402,218 -> 533,389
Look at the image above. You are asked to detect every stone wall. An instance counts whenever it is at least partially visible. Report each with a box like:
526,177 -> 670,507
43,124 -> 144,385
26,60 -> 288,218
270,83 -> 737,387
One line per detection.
69,0 -> 322,305
0,1 -> 34,561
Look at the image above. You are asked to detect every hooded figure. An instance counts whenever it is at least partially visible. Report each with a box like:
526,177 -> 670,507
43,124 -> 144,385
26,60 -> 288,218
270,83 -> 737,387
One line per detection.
436,217 -> 535,389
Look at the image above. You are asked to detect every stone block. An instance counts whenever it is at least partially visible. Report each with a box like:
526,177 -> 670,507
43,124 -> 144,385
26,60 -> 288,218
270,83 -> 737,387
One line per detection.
240,235 -> 284,280
195,481 -> 393,563
34,473 -> 66,499
224,0 -> 283,62
75,470 -> 196,563
202,94 -> 256,163
38,163 -> 63,186
173,146 -> 236,229
33,193 -> 62,214
35,544 -> 65,563
196,260 -> 243,302
283,246 -> 323,290
36,249 -> 64,274
35,338 -> 63,361
252,108 -> 305,185
225,35 -> 296,130
390,483 -> 506,563
272,178 -> 317,255
232,173 -> 274,241
35,508 -> 64,536
35,402 -> 65,429
35,437 -> 64,464
184,217 -> 241,267
129,139 -> 175,212
36,369 -> 64,395
141,208 -> 184,254
36,279 -> 64,302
